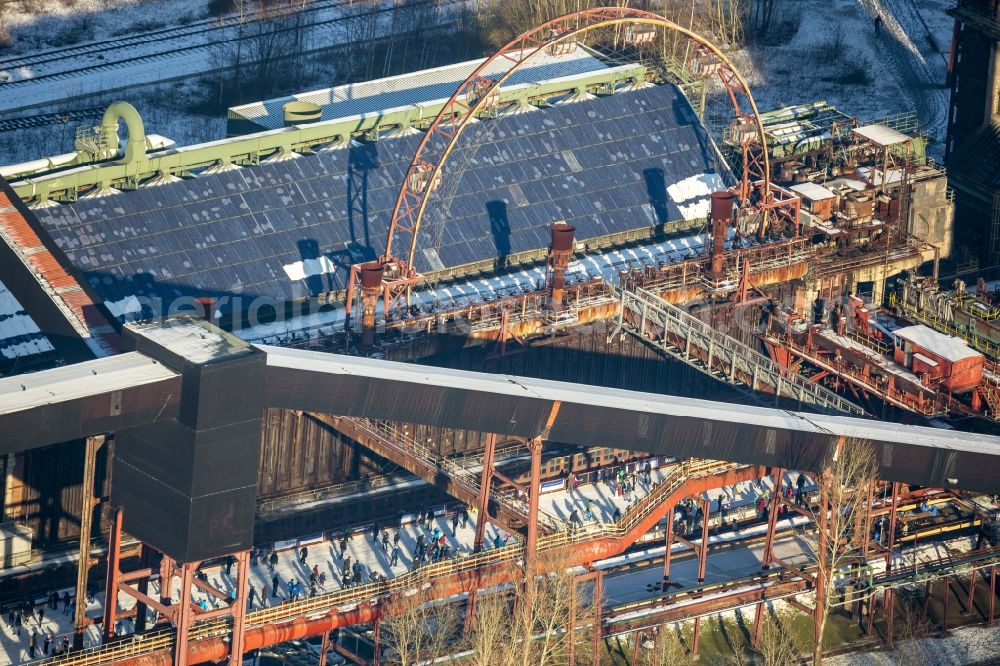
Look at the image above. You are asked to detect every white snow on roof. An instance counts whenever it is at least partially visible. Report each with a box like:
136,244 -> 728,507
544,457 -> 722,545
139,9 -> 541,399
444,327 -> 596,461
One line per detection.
0,353 -> 176,415
0,281 -> 54,362
230,47 -> 610,130
790,182 -> 836,201
853,124 -> 911,147
667,173 -> 728,220
856,166 -> 904,187
127,317 -> 254,365
893,325 -> 981,363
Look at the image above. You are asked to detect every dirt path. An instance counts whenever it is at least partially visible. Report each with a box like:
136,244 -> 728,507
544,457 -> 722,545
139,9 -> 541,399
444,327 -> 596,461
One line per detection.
857,0 -> 950,152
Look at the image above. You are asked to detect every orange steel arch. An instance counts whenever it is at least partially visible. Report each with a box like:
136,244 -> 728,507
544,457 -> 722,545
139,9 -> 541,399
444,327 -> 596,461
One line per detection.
363,7 -> 772,317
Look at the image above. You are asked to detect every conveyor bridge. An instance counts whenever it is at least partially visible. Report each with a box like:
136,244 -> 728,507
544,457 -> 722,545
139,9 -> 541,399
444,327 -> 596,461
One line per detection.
613,286 -> 867,417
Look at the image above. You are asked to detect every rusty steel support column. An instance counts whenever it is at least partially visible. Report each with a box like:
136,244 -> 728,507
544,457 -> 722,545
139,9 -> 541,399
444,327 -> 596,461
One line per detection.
943,576 -> 951,633
102,506 -> 123,643
691,497 -> 711,658
752,602 -> 764,646
663,503 -> 674,589
228,550 -> 251,666
174,563 -> 195,666
885,482 -> 901,572
989,565 -> 996,626
358,262 -> 384,347
568,578 -> 578,666
473,433 -> 497,553
709,191 -> 736,277
886,587 -> 896,645
881,481 -> 901,640
814,470 -> 830,659
866,581 -> 877,637
592,570 -> 604,666
466,430 -> 497,630
546,222 -> 575,310
966,567 -> 978,616
525,437 -> 543,582
318,631 -> 331,666
74,434 -> 103,649
697,497 -> 711,585
861,480 -> 875,558
752,469 -> 784,646
762,468 -> 784,570
133,545 -> 152,634
373,615 -> 382,666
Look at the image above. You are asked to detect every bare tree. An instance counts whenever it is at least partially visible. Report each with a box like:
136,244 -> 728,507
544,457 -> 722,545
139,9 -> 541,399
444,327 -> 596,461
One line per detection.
464,557 -> 594,666
214,0 -> 315,105
380,587 -> 461,665
887,589 -> 932,665
464,585 -> 515,666
748,0 -> 785,40
801,438 -> 878,665
341,0 -> 380,82
638,622 -> 690,666
753,610 -> 803,666
0,0 -> 11,48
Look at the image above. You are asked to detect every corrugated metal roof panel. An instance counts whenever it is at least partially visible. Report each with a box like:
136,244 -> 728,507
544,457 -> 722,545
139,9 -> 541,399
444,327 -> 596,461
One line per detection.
34,84 -> 732,321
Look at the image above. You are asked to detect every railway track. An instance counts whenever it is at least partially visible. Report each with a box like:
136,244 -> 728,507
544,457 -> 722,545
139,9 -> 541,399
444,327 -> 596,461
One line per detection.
0,0 -> 448,77
0,107 -> 105,132
0,0 -> 464,113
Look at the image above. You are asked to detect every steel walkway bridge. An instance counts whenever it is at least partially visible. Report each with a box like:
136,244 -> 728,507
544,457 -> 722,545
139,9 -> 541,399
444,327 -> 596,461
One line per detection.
1,315 -> 999,493
31,458 -> 1000,666
612,286 -> 867,417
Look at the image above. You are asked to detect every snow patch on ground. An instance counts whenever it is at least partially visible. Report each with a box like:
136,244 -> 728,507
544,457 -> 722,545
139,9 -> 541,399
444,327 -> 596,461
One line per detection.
0,0 -> 208,54
728,0 -> 951,158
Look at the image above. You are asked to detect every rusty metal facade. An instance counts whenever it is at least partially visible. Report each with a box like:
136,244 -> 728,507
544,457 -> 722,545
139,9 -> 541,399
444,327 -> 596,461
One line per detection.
5,438 -> 112,546
257,409 -> 356,499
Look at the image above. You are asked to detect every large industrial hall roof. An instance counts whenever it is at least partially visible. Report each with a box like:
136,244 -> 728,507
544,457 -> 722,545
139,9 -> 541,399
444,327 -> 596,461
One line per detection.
228,47 -> 612,132
32,83 -> 730,321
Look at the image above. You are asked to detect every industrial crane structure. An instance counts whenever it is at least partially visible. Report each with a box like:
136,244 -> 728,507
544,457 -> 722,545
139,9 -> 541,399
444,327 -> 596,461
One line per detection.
344,7 -> 802,331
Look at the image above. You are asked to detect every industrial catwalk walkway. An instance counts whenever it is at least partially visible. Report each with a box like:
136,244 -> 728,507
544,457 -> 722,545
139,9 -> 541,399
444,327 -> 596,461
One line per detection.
0,467 -> 960,665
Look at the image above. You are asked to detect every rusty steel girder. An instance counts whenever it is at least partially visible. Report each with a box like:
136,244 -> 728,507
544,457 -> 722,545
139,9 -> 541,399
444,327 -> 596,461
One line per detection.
110,464 -> 765,666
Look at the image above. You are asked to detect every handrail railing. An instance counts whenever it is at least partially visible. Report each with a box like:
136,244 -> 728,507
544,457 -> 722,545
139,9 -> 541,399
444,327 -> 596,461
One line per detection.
36,458 -> 999,666
36,458 -> 723,665
344,417 -> 563,532
617,286 -> 866,416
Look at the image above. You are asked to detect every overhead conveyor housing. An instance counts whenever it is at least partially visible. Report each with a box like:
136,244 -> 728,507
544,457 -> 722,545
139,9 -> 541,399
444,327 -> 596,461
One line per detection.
2,316 -> 999,562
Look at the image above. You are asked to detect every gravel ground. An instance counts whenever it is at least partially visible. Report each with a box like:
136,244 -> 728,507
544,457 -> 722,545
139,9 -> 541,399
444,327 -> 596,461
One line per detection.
828,623 -> 1000,666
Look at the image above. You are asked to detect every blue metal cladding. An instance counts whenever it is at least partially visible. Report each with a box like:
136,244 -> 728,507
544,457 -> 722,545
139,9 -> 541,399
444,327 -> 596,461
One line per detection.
33,84 -> 731,318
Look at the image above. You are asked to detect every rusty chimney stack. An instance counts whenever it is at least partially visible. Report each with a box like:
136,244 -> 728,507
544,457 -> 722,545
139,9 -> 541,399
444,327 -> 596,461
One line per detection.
546,222 -> 576,310
359,261 -> 384,347
709,191 -> 736,277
